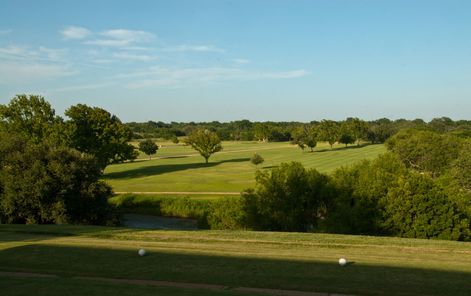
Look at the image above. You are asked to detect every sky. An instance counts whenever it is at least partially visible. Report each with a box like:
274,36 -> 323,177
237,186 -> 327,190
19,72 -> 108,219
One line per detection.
0,0 -> 470,122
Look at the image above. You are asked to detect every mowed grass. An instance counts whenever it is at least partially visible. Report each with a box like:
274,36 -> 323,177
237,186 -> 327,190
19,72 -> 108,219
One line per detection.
104,141 -> 385,193
1,225 -> 470,296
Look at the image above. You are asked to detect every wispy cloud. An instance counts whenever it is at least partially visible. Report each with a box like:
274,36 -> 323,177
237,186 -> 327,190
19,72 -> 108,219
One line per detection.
0,62 -> 76,84
61,26 -> 91,39
164,45 -> 225,53
125,66 -> 308,89
51,82 -> 114,92
112,52 -> 158,61
233,58 -> 251,64
0,45 -> 66,63
85,29 -> 155,47
0,44 -> 75,84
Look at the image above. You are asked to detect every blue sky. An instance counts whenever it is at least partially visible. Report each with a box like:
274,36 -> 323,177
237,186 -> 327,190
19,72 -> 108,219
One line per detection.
0,0 -> 470,122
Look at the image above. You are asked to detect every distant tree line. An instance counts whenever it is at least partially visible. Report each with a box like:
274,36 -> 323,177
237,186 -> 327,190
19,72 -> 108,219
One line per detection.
0,95 -> 137,225
127,117 -> 471,146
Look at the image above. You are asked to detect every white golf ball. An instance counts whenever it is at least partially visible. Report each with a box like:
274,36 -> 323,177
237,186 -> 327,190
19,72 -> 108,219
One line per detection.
338,258 -> 347,266
138,249 -> 146,256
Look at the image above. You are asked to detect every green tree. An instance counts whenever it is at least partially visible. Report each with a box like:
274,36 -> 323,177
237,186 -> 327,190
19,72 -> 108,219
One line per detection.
254,123 -> 272,142
0,134 -> 116,225
185,129 -> 223,163
65,104 -> 137,170
242,162 -> 333,231
250,153 -> 264,167
327,153 -> 407,235
383,173 -> 469,240
386,129 -> 462,177
338,121 -> 355,147
318,120 -> 339,149
139,139 -> 158,159
0,95 -> 64,144
347,117 -> 368,146
171,136 -> 179,144
292,125 -> 317,152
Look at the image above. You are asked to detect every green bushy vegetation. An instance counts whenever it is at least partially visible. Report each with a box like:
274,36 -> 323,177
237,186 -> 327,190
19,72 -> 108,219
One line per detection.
0,95 -> 133,225
112,128 -> 471,241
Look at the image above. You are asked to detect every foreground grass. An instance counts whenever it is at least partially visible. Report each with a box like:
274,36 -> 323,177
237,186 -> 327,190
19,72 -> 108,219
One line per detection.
1,225 -> 470,296
104,141 -> 385,193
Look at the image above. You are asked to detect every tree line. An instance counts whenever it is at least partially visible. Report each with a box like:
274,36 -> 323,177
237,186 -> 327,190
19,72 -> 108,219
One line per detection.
127,117 -> 471,144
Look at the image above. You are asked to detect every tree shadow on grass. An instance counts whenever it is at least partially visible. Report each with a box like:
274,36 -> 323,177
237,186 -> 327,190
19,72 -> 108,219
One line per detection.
104,158 -> 251,180
315,143 -> 374,153
0,244 -> 470,296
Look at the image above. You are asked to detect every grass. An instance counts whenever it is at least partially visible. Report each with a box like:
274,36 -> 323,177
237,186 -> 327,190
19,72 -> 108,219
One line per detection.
104,141 -> 385,193
1,225 -> 470,296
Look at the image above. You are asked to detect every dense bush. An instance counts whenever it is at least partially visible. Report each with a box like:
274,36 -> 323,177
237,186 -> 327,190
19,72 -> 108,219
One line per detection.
324,152 -> 470,240
386,129 -> 463,177
382,173 -> 470,240
324,154 -> 407,234
0,135 -> 117,225
241,162 -> 334,231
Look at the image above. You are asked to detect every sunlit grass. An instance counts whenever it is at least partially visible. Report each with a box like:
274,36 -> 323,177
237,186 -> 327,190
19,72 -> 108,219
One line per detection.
104,141 -> 386,193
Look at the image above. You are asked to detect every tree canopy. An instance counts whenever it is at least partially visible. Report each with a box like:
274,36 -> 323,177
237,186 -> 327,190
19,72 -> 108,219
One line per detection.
185,129 -> 223,163
65,104 -> 137,169
139,139 -> 159,159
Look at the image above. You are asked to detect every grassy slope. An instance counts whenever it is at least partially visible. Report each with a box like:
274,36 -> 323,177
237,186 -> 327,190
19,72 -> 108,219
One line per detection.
1,225 -> 470,296
104,141 -> 385,193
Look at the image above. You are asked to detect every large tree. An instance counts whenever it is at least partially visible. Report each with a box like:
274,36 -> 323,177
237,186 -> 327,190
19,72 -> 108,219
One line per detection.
65,104 -> 137,170
185,129 -> 223,163
0,133 -> 115,225
0,95 -> 64,143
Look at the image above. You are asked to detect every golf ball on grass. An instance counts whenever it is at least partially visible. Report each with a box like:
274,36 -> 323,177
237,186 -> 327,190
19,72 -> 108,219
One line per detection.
138,249 -> 146,256
338,258 -> 347,266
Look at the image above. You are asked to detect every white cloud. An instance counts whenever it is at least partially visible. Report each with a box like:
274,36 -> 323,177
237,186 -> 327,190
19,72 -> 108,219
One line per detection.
61,26 -> 91,39
164,45 -> 225,53
0,62 -> 76,84
0,45 -> 66,63
85,29 -> 155,47
233,58 -> 251,64
125,66 -> 308,89
112,52 -> 158,61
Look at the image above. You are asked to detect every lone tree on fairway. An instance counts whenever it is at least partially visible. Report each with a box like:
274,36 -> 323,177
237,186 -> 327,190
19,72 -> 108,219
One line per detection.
251,153 -> 264,167
139,139 -> 158,159
185,129 -> 223,163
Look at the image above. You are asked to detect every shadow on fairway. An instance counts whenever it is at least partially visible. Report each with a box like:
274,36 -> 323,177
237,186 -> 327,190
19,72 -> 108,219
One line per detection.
1,244 -> 470,296
315,143 -> 373,153
104,158 -> 250,180
0,224 -> 150,243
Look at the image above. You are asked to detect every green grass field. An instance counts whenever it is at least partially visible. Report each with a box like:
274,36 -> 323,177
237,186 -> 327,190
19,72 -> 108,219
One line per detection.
104,141 -> 385,193
1,225 -> 470,296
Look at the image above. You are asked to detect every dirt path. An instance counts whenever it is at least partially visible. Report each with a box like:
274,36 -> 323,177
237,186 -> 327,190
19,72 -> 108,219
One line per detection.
114,191 -> 240,195
0,271 -> 354,296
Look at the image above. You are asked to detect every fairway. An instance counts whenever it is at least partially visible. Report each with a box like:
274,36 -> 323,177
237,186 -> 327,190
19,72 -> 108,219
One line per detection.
104,141 -> 385,193
1,225 -> 470,296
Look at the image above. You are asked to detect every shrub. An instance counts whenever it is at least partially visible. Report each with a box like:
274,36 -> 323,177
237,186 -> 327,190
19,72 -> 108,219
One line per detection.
0,135 -> 116,225
241,162 -> 334,232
